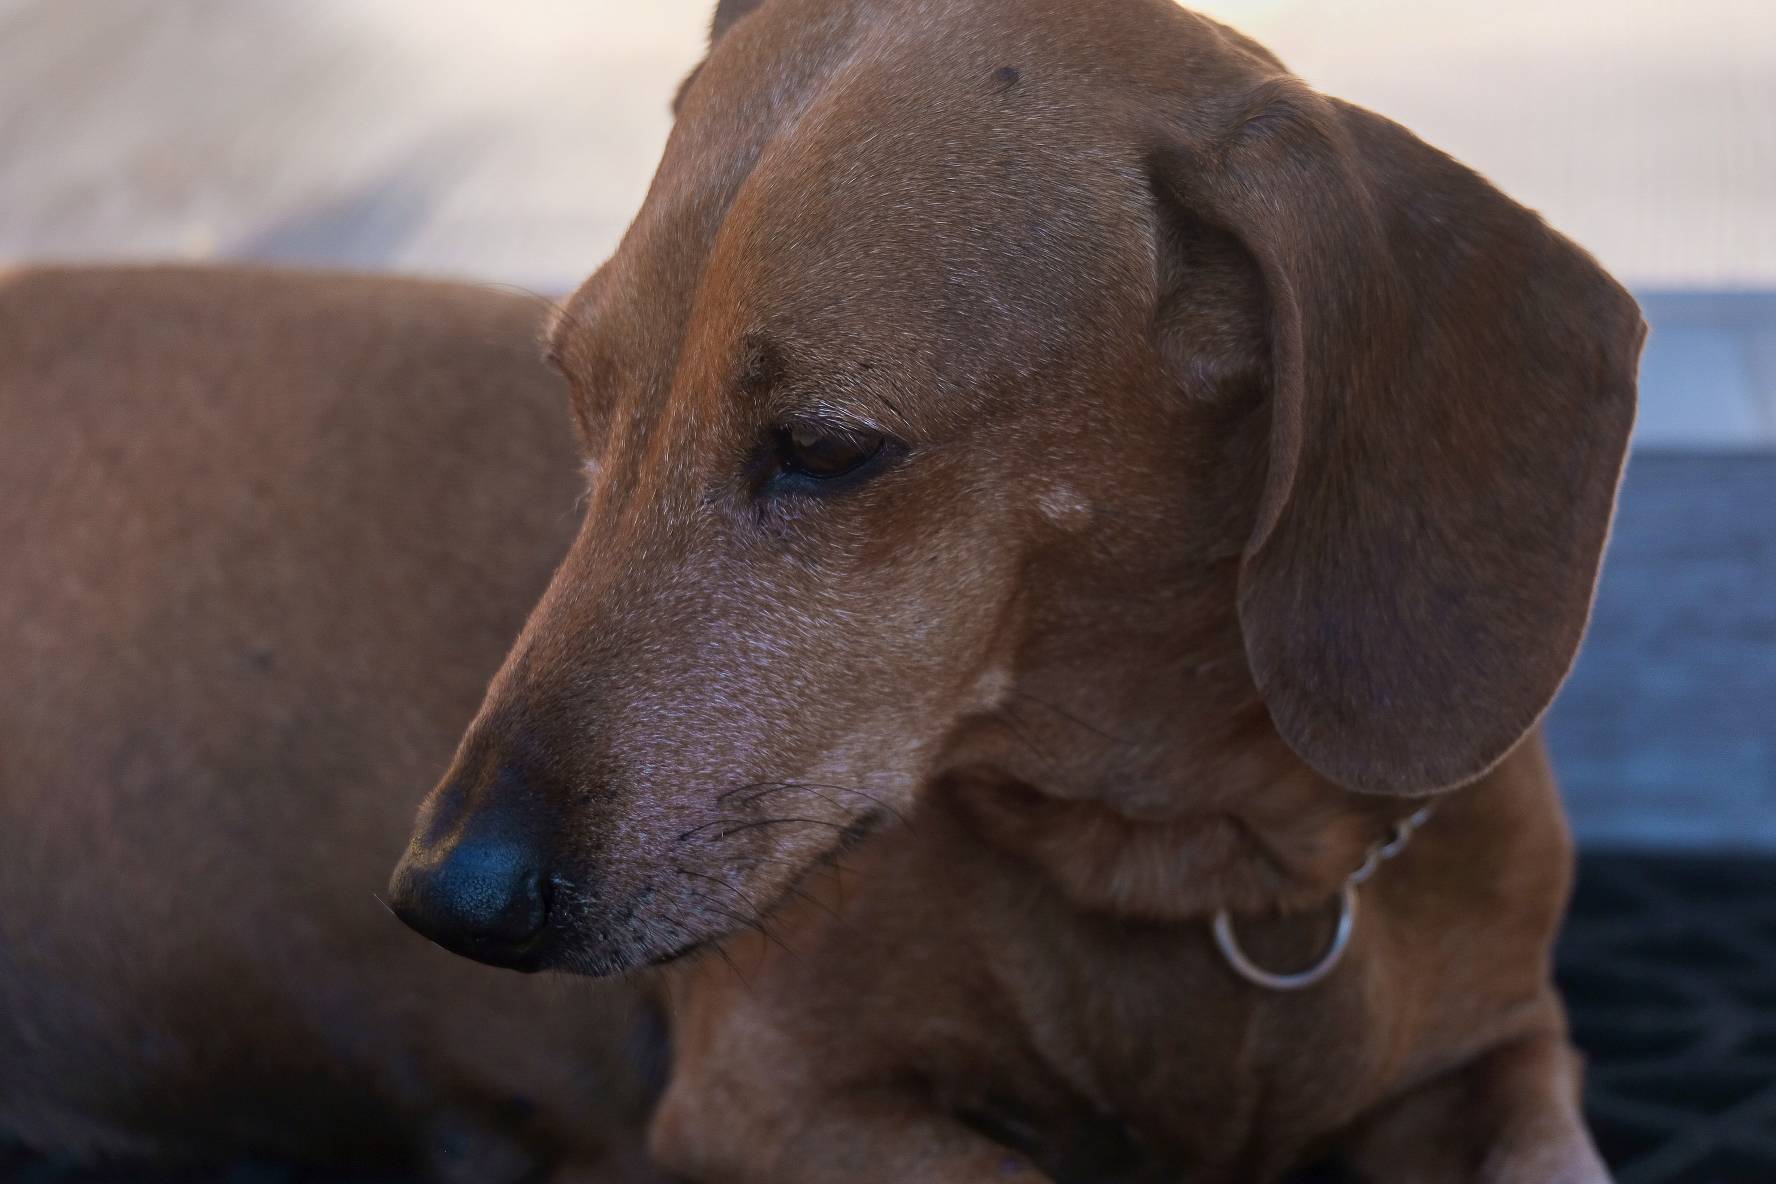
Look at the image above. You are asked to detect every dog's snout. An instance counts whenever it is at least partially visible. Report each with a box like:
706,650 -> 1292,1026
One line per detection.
389,815 -> 551,971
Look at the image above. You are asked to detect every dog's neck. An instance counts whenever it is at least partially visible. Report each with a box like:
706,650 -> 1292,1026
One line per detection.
950,707 -> 1417,922
951,533 -> 1429,921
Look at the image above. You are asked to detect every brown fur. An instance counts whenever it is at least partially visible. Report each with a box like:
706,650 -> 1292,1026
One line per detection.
393,1 -> 1644,1180
0,266 -> 659,1182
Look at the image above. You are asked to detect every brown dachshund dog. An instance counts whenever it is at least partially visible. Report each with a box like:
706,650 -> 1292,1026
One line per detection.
391,1 -> 1644,1180
0,267 -> 658,1182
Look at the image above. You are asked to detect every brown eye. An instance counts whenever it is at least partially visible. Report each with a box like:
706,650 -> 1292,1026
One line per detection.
774,421 -> 885,481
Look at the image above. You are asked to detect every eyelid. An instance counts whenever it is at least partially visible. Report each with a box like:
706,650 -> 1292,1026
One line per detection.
782,412 -> 885,446
778,402 -> 898,440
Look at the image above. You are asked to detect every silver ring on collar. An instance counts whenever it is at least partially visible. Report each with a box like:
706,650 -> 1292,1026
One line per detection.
1211,882 -> 1357,992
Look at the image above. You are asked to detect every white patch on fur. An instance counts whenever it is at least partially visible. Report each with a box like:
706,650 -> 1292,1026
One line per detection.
969,665 -> 1014,710
1038,485 -> 1091,530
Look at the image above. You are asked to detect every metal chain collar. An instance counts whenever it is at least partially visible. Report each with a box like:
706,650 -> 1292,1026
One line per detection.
1210,804 -> 1436,992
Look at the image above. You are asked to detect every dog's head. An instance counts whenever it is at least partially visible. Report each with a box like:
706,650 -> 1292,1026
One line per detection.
389,0 -> 1641,974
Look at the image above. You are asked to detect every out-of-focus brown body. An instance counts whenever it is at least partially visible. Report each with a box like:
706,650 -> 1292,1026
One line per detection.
0,267 -> 657,1182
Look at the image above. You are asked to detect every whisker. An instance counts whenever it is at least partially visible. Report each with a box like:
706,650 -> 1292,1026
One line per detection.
715,779 -> 783,804
712,943 -> 755,991
730,851 -> 859,878
678,873 -> 805,966
695,859 -> 856,933
732,781 -> 913,833
714,815 -> 859,842
469,281 -> 582,338
675,865 -> 772,918
783,881 -> 850,930
994,705 -> 1064,774
1007,687 -> 1136,746
678,815 -> 856,844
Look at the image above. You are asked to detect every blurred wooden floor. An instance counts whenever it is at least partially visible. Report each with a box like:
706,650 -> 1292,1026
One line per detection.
2,0 -> 1773,290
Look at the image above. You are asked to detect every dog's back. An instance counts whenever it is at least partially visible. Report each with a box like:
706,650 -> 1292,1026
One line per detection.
0,266 -> 653,1181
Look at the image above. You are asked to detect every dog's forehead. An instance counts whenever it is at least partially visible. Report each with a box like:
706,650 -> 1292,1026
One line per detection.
715,105 -> 1152,401
552,0 -> 1263,401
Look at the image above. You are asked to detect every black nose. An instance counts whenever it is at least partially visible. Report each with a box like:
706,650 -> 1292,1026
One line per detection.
388,830 -> 550,970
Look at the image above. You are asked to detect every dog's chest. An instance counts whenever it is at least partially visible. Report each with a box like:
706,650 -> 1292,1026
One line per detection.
805,818 -> 1399,1179
986,899 -> 1392,1177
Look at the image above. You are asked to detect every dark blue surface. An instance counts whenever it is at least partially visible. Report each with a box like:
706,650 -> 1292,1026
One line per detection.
1548,451 -> 1776,849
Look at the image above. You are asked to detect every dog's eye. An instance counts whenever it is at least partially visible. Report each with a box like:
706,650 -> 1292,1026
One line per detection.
773,421 -> 885,482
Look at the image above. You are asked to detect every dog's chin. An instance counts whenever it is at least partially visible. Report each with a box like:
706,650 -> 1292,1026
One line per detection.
537,888 -> 786,979
548,815 -> 890,978
540,925 -> 723,979
535,890 -> 752,979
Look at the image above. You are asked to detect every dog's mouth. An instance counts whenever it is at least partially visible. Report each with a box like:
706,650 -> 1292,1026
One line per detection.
614,807 -> 889,975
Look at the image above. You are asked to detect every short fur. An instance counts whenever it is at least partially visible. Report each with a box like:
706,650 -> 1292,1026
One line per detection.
0,267 -> 659,1182
393,1 -> 1643,1180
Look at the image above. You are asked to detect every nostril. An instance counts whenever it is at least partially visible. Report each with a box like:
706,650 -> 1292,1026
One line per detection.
388,835 -> 551,966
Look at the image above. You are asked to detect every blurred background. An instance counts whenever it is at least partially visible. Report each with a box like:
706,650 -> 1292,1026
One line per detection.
2,2 -> 1773,1180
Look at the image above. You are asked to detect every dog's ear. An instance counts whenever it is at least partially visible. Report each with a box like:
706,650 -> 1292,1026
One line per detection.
1154,78 -> 1644,795
672,0 -> 763,113
710,0 -> 763,43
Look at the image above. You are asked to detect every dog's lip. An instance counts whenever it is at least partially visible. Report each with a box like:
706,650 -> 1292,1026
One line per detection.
561,809 -> 891,976
645,935 -> 715,968
460,935 -> 550,973
639,819 -> 884,970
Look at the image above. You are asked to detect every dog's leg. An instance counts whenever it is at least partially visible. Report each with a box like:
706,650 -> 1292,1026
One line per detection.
650,1086 -> 1055,1184
1337,1031 -> 1610,1184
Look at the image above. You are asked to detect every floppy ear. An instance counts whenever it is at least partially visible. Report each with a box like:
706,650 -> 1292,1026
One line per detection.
710,0 -> 763,43
672,0 -> 764,114
1155,78 -> 1644,796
